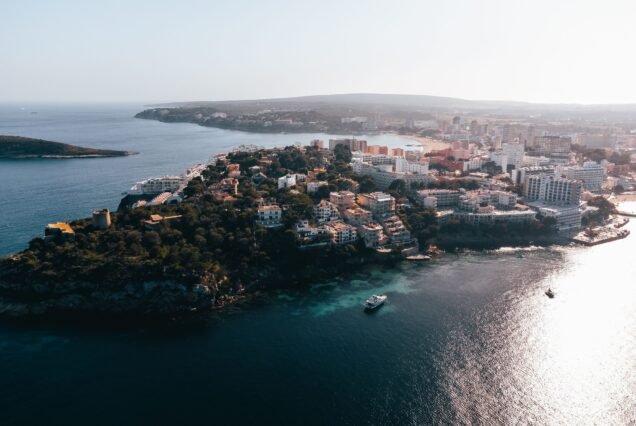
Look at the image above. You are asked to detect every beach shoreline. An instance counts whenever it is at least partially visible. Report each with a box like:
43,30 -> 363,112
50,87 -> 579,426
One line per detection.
394,134 -> 450,152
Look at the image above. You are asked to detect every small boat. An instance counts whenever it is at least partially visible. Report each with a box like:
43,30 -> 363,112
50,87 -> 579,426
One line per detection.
516,252 -> 524,258
545,288 -> 555,298
363,294 -> 387,310
406,254 -> 431,261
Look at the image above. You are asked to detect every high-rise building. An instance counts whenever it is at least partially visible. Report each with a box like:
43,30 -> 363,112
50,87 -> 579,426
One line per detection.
469,120 -> 481,136
365,145 -> 389,155
501,142 -> 525,169
501,124 -> 518,144
490,151 -> 508,172
531,136 -> 571,158
557,161 -> 605,192
390,148 -> 405,157
524,174 -> 581,205
328,138 -> 367,152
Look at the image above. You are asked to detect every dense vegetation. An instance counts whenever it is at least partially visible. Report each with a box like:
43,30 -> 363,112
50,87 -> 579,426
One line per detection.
0,144 -> 568,314
0,146 -> 378,307
0,135 -> 131,158
571,144 -> 634,168
582,195 -> 618,226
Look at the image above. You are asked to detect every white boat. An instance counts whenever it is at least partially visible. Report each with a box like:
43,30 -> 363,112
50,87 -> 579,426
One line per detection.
363,294 -> 387,310
406,254 -> 431,261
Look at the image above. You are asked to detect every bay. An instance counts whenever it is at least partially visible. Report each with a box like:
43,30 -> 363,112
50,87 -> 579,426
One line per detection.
0,103 -> 413,256
0,104 -> 634,425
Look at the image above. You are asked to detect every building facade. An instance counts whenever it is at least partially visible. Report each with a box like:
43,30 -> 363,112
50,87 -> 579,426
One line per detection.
524,174 -> 582,205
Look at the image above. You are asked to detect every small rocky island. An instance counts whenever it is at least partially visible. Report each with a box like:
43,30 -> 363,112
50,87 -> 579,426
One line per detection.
0,135 -> 134,159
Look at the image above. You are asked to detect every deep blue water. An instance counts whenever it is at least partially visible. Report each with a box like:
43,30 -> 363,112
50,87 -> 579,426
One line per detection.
0,104 -> 635,425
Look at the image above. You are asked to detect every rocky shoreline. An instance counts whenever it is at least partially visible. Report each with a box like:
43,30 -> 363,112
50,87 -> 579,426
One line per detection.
0,278 -> 243,318
0,236 -> 562,319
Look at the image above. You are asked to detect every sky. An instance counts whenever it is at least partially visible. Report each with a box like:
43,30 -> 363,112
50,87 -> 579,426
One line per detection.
2,0 -> 636,104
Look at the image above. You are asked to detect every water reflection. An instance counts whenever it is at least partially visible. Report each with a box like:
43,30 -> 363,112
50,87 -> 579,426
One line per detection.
441,221 -> 636,424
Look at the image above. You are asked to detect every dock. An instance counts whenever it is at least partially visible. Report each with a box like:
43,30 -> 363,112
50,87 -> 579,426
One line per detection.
572,227 -> 630,246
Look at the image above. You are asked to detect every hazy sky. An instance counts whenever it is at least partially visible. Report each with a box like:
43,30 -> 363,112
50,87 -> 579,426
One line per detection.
3,0 -> 636,104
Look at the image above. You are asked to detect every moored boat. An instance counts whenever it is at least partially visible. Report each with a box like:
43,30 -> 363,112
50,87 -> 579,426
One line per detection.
363,294 -> 387,310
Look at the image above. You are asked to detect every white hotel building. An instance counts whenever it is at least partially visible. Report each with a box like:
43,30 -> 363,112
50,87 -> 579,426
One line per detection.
129,176 -> 185,194
556,161 -> 605,192
524,174 -> 582,206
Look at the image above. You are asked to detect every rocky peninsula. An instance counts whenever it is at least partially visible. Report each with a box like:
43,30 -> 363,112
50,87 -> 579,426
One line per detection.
0,135 -> 135,159
0,144 -> 568,318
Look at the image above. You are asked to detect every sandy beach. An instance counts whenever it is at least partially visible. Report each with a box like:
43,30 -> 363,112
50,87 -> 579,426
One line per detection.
396,134 -> 450,152
614,193 -> 636,202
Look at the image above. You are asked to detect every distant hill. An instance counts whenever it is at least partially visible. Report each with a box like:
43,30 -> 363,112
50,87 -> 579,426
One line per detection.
0,136 -> 134,159
151,93 -> 636,116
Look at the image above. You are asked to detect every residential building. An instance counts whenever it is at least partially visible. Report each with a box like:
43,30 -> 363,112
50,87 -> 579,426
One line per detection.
357,192 -> 396,219
365,145 -> 389,155
128,176 -> 185,194
526,202 -> 582,233
329,191 -> 356,210
324,221 -> 358,245
447,209 -> 536,225
343,207 -> 371,226
502,142 -> 525,169
557,161 -> 605,192
531,136 -> 571,158
390,148 -> 405,157
278,174 -> 297,189
415,189 -> 461,208
524,174 -> 582,205
314,200 -> 340,223
490,151 -> 508,172
307,181 -> 328,193
511,166 -> 555,186
359,222 -> 389,248
394,158 -> 429,174
329,138 -> 367,152
351,161 -> 435,190
457,190 -> 518,211
256,205 -> 283,227
382,216 -> 412,244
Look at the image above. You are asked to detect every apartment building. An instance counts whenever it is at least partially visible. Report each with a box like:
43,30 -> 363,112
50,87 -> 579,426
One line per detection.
329,191 -> 357,210
314,200 -> 341,223
357,192 -> 396,219
256,205 -> 283,227
557,161 -> 605,192
524,174 -> 582,205
324,222 -> 358,245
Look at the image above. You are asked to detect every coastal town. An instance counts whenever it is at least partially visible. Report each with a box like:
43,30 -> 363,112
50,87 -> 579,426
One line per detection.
2,111 -> 636,317
118,112 -> 636,250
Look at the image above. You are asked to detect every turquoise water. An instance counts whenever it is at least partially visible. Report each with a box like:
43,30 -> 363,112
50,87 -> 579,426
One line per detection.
1,105 -> 635,424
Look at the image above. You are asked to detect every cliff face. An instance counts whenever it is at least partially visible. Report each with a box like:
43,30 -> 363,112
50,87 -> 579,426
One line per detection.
0,278 -> 230,318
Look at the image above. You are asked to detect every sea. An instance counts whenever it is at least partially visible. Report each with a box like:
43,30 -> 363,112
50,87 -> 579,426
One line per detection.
0,103 -> 635,425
